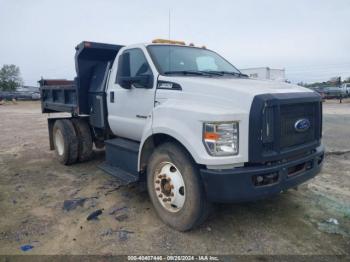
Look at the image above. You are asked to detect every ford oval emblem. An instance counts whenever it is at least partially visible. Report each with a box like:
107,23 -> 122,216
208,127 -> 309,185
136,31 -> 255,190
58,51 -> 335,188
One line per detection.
294,118 -> 310,132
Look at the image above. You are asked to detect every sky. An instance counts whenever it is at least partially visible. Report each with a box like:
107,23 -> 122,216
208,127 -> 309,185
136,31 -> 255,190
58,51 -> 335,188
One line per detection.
0,0 -> 350,86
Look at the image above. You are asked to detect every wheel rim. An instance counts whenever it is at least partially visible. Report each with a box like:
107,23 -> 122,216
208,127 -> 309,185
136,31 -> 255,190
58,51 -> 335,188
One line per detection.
154,162 -> 185,213
54,129 -> 64,156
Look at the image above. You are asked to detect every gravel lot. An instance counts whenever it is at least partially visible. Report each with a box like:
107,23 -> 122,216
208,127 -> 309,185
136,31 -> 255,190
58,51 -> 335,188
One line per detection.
0,100 -> 349,255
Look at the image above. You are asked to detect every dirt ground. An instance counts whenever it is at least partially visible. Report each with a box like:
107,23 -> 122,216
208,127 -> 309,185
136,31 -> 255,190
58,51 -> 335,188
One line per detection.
0,100 -> 349,255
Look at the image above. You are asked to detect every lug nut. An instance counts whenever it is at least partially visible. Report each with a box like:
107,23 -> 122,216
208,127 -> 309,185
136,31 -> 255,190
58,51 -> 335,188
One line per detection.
158,194 -> 163,198
162,198 -> 167,202
156,187 -> 160,191
167,178 -> 171,182
167,198 -> 171,201
170,193 -> 174,197
158,175 -> 162,179
155,180 -> 160,184
170,185 -> 174,189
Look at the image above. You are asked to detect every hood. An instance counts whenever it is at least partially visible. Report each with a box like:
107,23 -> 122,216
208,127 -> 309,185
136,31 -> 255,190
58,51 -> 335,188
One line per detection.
163,76 -> 311,96
157,76 -> 314,112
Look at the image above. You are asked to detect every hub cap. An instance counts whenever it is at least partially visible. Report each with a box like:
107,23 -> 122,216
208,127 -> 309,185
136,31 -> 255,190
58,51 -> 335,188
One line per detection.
54,129 -> 64,156
154,162 -> 185,212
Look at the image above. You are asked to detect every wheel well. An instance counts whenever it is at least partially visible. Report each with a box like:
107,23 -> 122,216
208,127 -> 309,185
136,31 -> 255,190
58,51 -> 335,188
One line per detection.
139,133 -> 195,173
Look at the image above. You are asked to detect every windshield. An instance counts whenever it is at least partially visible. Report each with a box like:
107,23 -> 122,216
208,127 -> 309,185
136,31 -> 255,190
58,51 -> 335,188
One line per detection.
147,45 -> 241,76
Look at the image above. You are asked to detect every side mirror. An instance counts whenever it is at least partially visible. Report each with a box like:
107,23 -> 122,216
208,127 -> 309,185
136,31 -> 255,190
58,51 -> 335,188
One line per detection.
134,75 -> 153,89
116,52 -> 154,89
119,76 -> 132,89
119,75 -> 153,89
117,53 -> 131,89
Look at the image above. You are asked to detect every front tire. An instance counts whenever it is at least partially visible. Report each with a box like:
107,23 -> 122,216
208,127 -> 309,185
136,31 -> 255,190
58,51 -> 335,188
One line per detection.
147,142 -> 209,231
52,119 -> 79,165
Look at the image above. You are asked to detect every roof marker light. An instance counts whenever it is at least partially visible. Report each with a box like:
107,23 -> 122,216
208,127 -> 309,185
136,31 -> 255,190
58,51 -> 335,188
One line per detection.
152,39 -> 186,45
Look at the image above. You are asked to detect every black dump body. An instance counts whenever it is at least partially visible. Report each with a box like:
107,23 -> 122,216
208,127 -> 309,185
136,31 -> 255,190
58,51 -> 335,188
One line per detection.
40,41 -> 124,129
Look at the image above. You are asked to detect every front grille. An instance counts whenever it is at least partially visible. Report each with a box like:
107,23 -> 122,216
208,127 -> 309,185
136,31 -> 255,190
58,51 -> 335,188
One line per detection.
249,92 -> 322,163
280,103 -> 317,149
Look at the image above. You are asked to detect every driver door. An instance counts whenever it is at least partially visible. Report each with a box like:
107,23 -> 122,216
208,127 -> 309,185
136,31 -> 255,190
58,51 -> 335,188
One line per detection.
107,48 -> 155,141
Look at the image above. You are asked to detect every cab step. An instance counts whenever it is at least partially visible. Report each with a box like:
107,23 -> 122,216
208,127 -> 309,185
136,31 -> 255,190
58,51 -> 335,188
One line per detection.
98,138 -> 140,185
99,162 -> 139,185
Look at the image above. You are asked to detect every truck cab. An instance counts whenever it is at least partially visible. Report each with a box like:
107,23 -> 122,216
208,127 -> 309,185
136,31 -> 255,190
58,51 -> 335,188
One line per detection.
40,40 -> 324,231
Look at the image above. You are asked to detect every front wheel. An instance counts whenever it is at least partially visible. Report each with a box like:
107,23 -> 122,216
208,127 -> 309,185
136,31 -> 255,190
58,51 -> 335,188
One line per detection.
147,142 -> 210,231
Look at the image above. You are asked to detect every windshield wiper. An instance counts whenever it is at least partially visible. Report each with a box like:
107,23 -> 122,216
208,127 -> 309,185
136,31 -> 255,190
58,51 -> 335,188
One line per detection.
164,70 -> 208,76
200,70 -> 224,76
163,70 -> 248,77
206,71 -> 248,77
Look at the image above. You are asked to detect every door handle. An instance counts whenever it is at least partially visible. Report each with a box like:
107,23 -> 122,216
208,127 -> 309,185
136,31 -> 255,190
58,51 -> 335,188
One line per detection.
110,91 -> 114,103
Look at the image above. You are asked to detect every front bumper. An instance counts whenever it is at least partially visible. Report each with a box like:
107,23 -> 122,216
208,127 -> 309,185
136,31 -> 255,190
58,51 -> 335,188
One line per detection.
200,145 -> 325,203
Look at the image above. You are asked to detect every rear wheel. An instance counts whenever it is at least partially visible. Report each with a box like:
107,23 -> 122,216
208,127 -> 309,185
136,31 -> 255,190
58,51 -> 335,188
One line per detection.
53,119 -> 79,165
72,118 -> 93,162
147,142 -> 210,231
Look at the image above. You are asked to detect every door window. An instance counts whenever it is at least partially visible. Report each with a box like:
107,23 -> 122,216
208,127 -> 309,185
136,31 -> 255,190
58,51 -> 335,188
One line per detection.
116,48 -> 153,88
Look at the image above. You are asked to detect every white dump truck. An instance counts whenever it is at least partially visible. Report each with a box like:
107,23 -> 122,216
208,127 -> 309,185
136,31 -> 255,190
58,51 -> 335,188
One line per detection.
40,39 -> 324,231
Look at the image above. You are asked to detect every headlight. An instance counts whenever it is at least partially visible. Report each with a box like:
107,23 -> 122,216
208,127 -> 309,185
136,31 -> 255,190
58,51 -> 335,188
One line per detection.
203,122 -> 239,156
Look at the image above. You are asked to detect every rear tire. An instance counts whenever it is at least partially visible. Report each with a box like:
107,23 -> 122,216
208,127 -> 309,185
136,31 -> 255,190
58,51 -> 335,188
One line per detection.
53,119 -> 79,165
147,142 -> 210,231
72,118 -> 93,162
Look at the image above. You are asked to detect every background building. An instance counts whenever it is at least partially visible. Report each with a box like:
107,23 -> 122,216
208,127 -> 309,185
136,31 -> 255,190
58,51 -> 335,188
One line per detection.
240,67 -> 286,82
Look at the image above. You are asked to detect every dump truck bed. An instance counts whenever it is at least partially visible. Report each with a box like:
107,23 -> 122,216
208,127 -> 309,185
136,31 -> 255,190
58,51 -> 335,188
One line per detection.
40,41 -> 124,123
40,83 -> 78,114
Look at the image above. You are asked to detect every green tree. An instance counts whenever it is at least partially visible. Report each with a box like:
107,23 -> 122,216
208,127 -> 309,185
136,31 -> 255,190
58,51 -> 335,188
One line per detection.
0,64 -> 23,91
